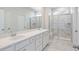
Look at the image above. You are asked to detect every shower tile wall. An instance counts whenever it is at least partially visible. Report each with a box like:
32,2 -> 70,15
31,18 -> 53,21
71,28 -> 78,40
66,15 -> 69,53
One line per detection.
50,14 -> 72,40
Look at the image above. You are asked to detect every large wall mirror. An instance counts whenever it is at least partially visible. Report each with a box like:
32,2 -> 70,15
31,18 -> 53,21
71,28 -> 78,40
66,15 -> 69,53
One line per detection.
0,7 -> 42,37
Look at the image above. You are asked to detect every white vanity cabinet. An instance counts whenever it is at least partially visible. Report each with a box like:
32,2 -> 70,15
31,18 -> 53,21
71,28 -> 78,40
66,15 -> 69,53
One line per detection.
15,39 -> 30,51
35,34 -> 43,51
0,29 -> 49,51
42,31 -> 49,48
16,37 -> 36,51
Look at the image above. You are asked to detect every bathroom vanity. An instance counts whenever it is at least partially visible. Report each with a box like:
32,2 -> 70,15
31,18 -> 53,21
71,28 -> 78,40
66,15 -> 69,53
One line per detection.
0,29 -> 49,51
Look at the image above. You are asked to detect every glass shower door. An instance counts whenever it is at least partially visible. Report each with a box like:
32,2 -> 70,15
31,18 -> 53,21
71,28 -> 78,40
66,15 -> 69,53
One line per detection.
57,15 -> 72,40
50,14 -> 72,40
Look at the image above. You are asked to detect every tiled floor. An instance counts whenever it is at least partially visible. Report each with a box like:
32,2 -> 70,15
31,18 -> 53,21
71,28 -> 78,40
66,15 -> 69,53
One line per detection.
44,36 -> 74,51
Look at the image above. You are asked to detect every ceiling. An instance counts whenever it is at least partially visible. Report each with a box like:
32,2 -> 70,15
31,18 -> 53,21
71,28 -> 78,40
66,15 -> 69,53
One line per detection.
49,7 -> 71,15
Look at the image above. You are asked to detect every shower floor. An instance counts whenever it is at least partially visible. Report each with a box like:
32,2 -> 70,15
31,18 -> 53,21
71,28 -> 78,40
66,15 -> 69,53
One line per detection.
43,35 -> 74,51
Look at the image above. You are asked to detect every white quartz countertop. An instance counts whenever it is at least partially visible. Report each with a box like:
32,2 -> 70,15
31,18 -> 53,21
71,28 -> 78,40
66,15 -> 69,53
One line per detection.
0,29 -> 48,49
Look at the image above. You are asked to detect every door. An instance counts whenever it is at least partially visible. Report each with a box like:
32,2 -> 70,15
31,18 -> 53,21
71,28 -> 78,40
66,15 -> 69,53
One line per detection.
72,7 -> 79,48
57,15 -> 72,40
50,14 -> 72,40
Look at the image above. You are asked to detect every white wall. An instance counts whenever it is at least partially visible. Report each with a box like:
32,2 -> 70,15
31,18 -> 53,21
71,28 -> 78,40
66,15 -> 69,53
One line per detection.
41,7 -> 49,29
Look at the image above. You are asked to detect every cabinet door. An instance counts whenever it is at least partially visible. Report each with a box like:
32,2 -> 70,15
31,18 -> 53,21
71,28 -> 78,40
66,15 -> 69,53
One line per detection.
36,44 -> 43,51
35,34 -> 43,51
16,39 -> 30,50
18,38 -> 36,51
28,37 -> 36,51
42,31 -> 49,48
26,43 -> 35,51
36,35 -> 42,47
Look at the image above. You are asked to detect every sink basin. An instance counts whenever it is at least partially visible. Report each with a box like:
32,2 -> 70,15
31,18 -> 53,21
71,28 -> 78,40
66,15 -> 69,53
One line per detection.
11,35 -> 25,40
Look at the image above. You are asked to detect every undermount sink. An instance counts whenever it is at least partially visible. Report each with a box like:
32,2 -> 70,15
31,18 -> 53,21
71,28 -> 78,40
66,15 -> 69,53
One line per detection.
11,35 -> 25,40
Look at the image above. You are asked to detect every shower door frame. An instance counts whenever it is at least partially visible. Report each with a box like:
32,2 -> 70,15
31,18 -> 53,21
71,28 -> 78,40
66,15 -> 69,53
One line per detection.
49,13 -> 72,40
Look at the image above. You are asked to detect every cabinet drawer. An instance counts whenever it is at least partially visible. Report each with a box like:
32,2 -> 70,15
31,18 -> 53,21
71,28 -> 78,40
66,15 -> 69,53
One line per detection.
36,39 -> 42,48
26,43 -> 35,51
16,39 -> 30,50
17,45 -> 31,51
18,47 -> 26,51
1,45 -> 15,51
36,44 -> 42,51
19,43 -> 35,51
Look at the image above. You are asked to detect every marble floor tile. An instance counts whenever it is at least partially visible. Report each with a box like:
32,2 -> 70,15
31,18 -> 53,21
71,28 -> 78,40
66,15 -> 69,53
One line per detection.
44,36 -> 74,51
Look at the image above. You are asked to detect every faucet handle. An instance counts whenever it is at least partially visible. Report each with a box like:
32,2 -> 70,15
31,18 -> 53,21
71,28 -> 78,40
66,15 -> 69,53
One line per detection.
1,28 -> 5,31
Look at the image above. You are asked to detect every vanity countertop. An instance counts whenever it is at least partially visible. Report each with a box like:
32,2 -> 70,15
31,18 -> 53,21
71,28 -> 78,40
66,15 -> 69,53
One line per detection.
0,29 -> 48,49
